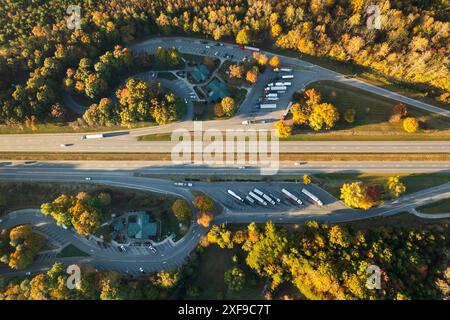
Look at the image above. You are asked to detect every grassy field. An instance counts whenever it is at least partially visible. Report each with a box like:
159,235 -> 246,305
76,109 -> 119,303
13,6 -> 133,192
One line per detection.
283,80 -> 450,141
56,244 -> 90,258
184,246 -> 265,299
417,199 -> 450,214
0,182 -> 186,240
0,121 -> 156,135
262,44 -> 450,111
314,173 -> 450,199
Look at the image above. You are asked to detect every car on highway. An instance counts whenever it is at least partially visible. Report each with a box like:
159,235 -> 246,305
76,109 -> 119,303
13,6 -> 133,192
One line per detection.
205,45 -> 211,49
25,271 -> 31,276
174,182 -> 193,187
60,144 -> 70,147
238,166 -> 247,169
85,177 -> 91,181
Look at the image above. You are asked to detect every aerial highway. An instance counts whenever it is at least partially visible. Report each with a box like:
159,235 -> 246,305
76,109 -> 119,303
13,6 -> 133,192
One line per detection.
0,37 -> 449,155
1,160 -> 450,174
0,169 -> 449,278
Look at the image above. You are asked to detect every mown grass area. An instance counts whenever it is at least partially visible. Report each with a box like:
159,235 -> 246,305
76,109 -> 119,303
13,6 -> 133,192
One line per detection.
262,44 -> 450,111
137,133 -> 172,141
313,173 -> 450,199
2,152 -> 449,162
282,80 -> 450,141
0,121 -> 156,135
417,199 -> 450,214
56,244 -> 90,258
0,182 -> 186,240
184,246 -> 265,300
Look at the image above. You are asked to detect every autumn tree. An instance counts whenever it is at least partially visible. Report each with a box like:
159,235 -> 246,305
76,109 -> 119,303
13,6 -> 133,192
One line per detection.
340,182 -> 374,210
246,70 -> 258,84
269,56 -> 280,69
386,176 -> 406,198
308,103 -> 339,130
344,108 -> 356,124
236,28 -> 251,45
274,121 -> 292,138
229,65 -> 243,79
193,195 -> 214,212
221,97 -> 236,116
8,225 -> 45,270
403,117 -> 419,133
197,211 -> 214,228
224,267 -> 246,291
171,199 -> 193,222
303,175 -> 312,185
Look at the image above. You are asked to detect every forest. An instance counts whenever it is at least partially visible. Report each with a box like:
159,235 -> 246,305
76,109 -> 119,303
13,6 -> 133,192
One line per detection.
1,221 -> 448,300
0,0 -> 448,128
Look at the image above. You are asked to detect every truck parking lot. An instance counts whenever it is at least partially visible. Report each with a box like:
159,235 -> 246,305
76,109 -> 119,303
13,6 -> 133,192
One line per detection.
195,181 -> 339,214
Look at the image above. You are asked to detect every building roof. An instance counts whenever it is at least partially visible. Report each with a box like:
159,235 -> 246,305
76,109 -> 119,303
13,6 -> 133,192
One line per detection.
207,79 -> 230,102
127,213 -> 157,239
191,64 -> 209,82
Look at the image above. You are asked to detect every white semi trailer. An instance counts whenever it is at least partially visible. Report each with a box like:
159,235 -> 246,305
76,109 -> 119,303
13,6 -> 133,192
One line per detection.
281,75 -> 294,79
81,133 -> 104,140
227,189 -> 244,202
269,86 -> 287,91
248,191 -> 268,206
245,195 -> 255,204
281,188 -> 303,205
260,103 -> 277,109
254,188 -> 276,205
301,188 -> 323,206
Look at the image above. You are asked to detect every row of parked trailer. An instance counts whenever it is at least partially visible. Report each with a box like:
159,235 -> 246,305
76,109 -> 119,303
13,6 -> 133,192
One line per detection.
260,69 -> 294,108
227,187 -> 323,207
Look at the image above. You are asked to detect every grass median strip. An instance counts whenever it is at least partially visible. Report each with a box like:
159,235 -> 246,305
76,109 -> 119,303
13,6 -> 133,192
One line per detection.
56,244 -> 90,258
417,199 -> 450,214
1,152 -> 449,161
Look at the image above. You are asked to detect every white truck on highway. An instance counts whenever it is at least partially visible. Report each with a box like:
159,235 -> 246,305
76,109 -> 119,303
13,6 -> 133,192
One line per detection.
301,188 -> 323,206
281,188 -> 303,205
81,133 -> 104,140
248,191 -> 267,206
274,68 -> 293,72
227,189 -> 244,202
281,75 -> 294,79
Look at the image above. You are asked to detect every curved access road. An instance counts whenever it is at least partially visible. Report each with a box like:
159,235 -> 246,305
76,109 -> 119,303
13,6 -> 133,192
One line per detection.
0,170 -> 449,278
0,37 -> 449,155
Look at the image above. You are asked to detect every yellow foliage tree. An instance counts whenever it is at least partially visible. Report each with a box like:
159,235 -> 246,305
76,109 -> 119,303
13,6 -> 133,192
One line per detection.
236,28 -> 250,45
386,176 -> 406,198
402,117 -> 419,133
340,182 -> 374,210
274,121 -> 292,138
308,103 -> 340,130
303,174 -> 312,184
269,56 -> 280,69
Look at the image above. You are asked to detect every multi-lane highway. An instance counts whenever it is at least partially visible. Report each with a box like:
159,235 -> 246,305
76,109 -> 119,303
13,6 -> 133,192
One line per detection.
0,37 -> 448,155
1,160 -> 450,174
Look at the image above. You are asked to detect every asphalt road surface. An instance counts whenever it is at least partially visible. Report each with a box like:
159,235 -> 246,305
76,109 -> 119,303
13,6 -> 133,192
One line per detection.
0,169 -> 448,278
0,37 -> 449,154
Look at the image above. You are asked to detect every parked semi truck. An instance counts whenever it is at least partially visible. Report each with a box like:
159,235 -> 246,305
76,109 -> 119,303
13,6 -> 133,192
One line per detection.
268,85 -> 287,91
254,188 -> 276,205
248,191 -> 268,206
281,188 -> 303,205
245,195 -> 255,204
301,188 -> 323,206
227,189 -> 244,202
260,103 -> 277,109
